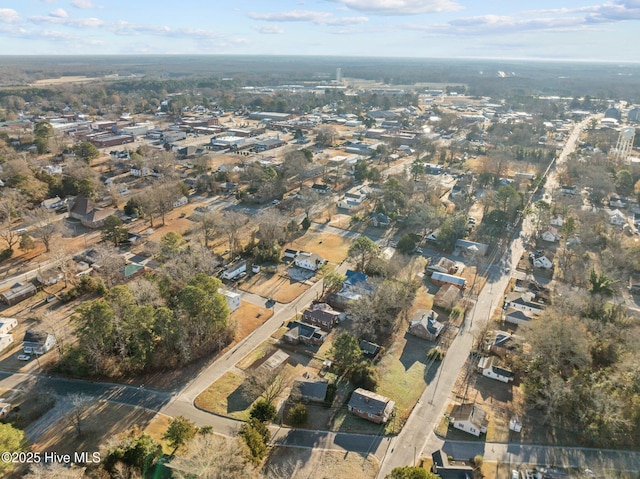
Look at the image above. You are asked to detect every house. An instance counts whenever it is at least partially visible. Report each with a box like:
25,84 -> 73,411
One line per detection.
608,209 -> 627,226
489,331 -> 519,357
0,334 -> 14,353
22,330 -> 56,355
68,196 -> 116,229
172,196 -> 188,208
359,340 -> 381,360
41,196 -> 64,211
36,268 -> 64,286
222,290 -> 241,312
311,183 -> 331,195
408,310 -> 444,341
433,284 -> 462,311
283,249 -> 299,260
257,349 -> 290,374
347,388 -> 395,424
302,304 -> 341,331
370,213 -> 391,228
221,261 -> 247,280
0,317 -> 18,334
426,257 -> 460,275
505,293 -> 545,315
283,321 -> 327,346
0,401 -> 12,419
0,283 -> 37,306
450,403 -> 488,436
504,309 -> 533,326
609,197 -> 627,209
431,272 -> 467,290
455,239 -> 489,256
337,195 -> 364,210
560,185 -> 578,196
550,216 -> 564,227
540,227 -> 560,243
294,252 -> 325,271
291,376 -> 329,403
123,262 -> 145,281
130,165 -> 152,177
342,270 -> 374,296
532,255 -> 553,270
431,449 -> 473,479
478,356 -> 514,383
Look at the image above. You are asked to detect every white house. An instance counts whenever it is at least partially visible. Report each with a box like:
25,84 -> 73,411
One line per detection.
608,209 -> 627,226
550,216 -> 564,227
41,196 -> 64,210
532,255 -> 553,270
450,403 -> 488,437
505,293 -> 545,315
337,195 -> 364,210
130,165 -> 152,177
222,290 -> 241,312
22,330 -> 56,355
0,334 -> 14,353
173,196 -> 188,208
0,318 -> 18,334
478,356 -> 514,383
221,261 -> 247,280
294,252 -> 325,271
540,228 -> 560,243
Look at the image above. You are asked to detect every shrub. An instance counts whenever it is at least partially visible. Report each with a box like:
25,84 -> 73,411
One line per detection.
427,347 -> 444,361
325,382 -> 337,404
0,248 -> 13,261
287,402 -> 308,426
249,399 -> 277,423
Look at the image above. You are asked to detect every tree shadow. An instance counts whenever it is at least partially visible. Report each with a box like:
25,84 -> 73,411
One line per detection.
226,383 -> 255,414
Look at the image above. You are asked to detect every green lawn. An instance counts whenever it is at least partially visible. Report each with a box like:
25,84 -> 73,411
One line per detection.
194,371 -> 251,420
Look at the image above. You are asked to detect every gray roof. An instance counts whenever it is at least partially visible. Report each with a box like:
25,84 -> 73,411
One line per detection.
348,388 -> 393,416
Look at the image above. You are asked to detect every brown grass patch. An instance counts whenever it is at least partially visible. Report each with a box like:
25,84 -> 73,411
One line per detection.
143,413 -> 173,454
32,400 -> 156,455
231,302 -> 273,341
193,371 -> 248,420
238,270 -> 311,303
290,230 -> 352,263
264,447 -> 379,479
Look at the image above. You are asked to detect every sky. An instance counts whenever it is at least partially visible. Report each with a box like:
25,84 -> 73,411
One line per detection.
1,0 -> 640,62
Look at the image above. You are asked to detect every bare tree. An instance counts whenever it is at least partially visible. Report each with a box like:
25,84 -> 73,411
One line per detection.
68,393 -> 91,436
219,211 -> 248,255
256,210 -> 286,249
24,208 -> 58,252
129,278 -> 165,307
0,190 -> 24,251
170,434 -> 256,479
199,211 -> 217,248
243,367 -> 293,405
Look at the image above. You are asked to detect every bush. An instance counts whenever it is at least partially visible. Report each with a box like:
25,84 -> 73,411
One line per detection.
287,402 -> 308,426
472,455 -> 483,467
249,399 -> 277,423
325,382 -> 337,404
427,347 -> 444,361
0,248 -> 13,261
350,361 -> 379,391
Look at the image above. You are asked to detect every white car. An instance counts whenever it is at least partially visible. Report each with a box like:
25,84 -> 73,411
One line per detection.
17,354 -> 31,361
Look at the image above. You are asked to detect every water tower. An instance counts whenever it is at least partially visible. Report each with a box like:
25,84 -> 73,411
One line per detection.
612,126 -> 635,163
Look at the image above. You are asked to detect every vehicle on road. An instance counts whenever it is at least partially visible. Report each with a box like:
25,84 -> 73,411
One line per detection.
17,354 -> 31,361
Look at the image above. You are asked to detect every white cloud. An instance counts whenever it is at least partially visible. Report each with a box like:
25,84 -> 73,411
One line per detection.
49,8 -> 68,18
255,25 -> 285,34
248,10 -> 367,26
328,0 -> 462,15
29,15 -> 104,27
71,0 -> 99,8
0,8 -> 21,24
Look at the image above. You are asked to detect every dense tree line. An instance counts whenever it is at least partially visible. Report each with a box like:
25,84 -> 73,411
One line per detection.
64,273 -> 230,377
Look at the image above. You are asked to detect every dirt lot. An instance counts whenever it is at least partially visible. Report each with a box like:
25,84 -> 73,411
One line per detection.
264,446 -> 378,479
289,229 -> 353,264
32,400 -> 157,455
237,268 -> 313,303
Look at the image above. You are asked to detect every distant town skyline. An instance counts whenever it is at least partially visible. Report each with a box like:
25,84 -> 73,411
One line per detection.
1,0 -> 640,62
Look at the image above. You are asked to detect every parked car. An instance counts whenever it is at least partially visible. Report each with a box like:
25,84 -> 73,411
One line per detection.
17,355 -> 31,361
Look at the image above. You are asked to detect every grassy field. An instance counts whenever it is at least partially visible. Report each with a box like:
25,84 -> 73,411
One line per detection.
231,301 -> 273,340
193,371 -> 249,420
264,446 -> 379,479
